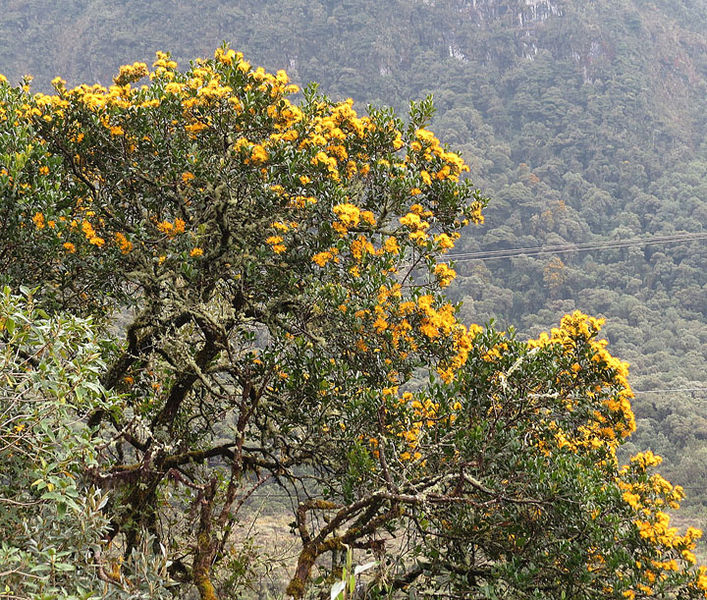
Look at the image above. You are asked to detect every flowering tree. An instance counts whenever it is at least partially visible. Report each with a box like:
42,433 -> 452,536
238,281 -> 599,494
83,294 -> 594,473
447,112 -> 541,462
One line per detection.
1,47 -> 705,599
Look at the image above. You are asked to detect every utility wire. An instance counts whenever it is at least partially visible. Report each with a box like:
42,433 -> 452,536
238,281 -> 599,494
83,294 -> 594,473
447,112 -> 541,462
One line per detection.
634,387 -> 706,395
446,232 -> 706,262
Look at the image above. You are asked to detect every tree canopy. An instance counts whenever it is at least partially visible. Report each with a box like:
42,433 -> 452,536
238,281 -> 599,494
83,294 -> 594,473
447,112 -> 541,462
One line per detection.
1,45 -> 706,599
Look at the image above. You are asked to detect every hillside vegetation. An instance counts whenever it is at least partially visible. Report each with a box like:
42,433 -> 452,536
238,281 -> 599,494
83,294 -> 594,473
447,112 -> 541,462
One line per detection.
1,0 -> 705,559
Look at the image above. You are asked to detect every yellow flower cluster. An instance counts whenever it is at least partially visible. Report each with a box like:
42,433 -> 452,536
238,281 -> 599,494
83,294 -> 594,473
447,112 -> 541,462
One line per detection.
445,324 -> 479,380
470,201 -> 485,225
630,449 -> 663,469
481,342 -> 508,363
81,220 -> 104,247
387,388 -> 466,462
696,566 -> 707,593
433,263 -> 456,287
294,98 -> 378,182
608,448 -> 707,596
399,204 -> 433,245
529,310 -> 605,351
552,420 -> 619,454
32,211 -> 45,229
617,451 -> 685,513
214,47 -> 240,65
271,220 -> 295,233
156,218 -> 186,238
344,235 -> 371,263
434,232 -> 458,253
312,247 -> 339,267
44,81 -> 134,116
410,127 -> 471,183
351,283 -> 479,384
249,144 -> 269,164
397,391 -> 438,462
383,236 -> 400,254
113,62 -> 149,86
196,76 -> 233,101
114,232 -> 133,254
417,295 -> 457,340
153,51 -> 177,69
311,150 -> 339,180
332,202 -> 361,235
528,311 -> 636,438
634,513 -> 702,551
265,235 -> 286,254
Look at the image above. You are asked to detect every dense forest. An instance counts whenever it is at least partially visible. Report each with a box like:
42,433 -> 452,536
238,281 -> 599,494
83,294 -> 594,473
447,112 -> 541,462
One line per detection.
0,0 -> 705,596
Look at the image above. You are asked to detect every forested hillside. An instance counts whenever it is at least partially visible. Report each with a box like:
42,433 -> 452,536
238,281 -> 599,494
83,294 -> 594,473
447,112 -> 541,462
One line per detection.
1,0 -> 704,538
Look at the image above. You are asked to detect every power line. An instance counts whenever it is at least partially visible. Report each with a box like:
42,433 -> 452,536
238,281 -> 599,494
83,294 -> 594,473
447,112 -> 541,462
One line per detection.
634,387 -> 706,395
446,232 -> 706,262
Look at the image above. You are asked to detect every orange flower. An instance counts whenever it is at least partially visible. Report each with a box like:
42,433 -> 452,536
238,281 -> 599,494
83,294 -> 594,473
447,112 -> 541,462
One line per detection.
32,212 -> 45,229
115,232 -> 133,254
